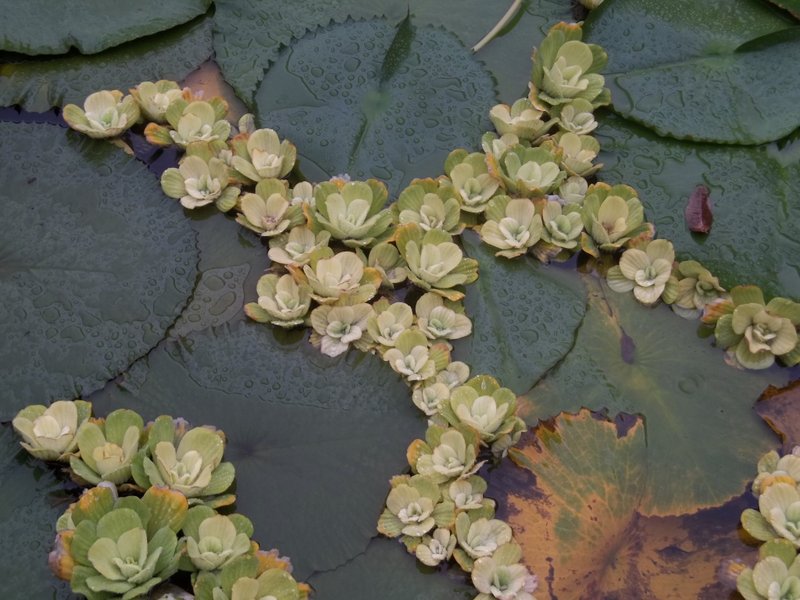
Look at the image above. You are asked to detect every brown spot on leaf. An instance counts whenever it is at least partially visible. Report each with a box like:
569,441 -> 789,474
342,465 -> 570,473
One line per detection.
685,185 -> 713,234
755,379 -> 800,452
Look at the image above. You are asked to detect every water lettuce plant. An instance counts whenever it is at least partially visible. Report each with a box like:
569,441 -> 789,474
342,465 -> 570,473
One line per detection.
160,154 -> 240,211
244,273 -> 312,328
12,399 -> 92,462
69,408 -> 144,485
480,196 -> 543,259
230,128 -> 297,182
63,90 -> 140,138
310,179 -> 393,247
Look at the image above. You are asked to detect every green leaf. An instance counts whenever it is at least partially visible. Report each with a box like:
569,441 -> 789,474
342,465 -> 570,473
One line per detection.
584,0 -> 799,144
768,0 -> 800,18
501,411 -> 757,598
0,0 -> 211,55
451,230 -> 587,394
0,17 -> 213,112
0,122 -> 197,417
521,276 -> 784,515
596,113 -> 800,299
254,18 -> 495,194
213,0 -> 572,103
308,538 -> 473,599
90,322 -> 422,579
0,425 -> 74,598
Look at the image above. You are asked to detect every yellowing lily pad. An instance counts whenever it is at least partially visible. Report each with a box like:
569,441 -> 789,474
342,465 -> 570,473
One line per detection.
0,122 -> 198,416
90,322 -> 422,579
255,17 -> 495,194
452,230 -> 586,394
521,276 -> 784,515
0,0 -> 211,55
0,18 -> 213,112
501,410 -> 757,599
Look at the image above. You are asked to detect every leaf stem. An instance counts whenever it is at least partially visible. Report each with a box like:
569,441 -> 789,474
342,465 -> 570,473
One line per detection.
471,0 -> 523,53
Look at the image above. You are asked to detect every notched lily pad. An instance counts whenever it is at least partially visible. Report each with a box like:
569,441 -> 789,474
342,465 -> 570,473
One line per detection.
0,17 -> 213,112
451,230 -> 586,395
255,17 -> 495,194
585,0 -> 799,144
755,379 -> 800,453
90,322 -> 422,579
500,411 -> 756,599
0,122 -> 198,417
521,276 -> 784,514
597,113 -> 800,298
0,0 -> 211,55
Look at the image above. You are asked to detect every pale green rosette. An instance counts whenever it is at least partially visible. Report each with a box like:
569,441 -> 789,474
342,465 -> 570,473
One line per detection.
130,80 -> 183,123
396,223 -> 479,301
69,409 -> 144,485
488,98 -> 554,142
607,239 -> 676,306
415,292 -> 472,342
295,248 -> 380,305
444,150 -> 500,214
713,286 -> 800,370
529,22 -> 610,111
366,299 -> 414,348
377,474 -> 454,539
145,99 -> 231,148
453,511 -> 514,572
310,303 -> 374,357
310,179 -> 393,248
393,178 -> 463,235
63,90 -> 140,139
161,154 -> 240,211
553,98 -> 598,135
580,182 -> 653,256
407,425 -> 483,485
472,543 -> 538,600
235,178 -> 305,237
180,506 -> 254,573
230,128 -> 296,182
753,449 -> 800,496
662,260 -> 727,320
738,542 -> 800,600
488,145 -> 565,198
13,399 -> 91,462
480,196 -> 543,259
268,227 -> 331,267
245,274 -> 312,329
382,329 -> 449,383
131,416 -> 236,507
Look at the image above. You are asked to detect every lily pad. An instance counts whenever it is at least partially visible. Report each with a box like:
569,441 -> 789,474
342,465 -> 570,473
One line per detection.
89,322 -> 422,579
0,0 -> 211,55
255,17 -> 495,194
501,411 -> 756,599
308,538 -> 474,599
0,425 -> 75,599
769,0 -> 800,18
596,113 -> 800,299
0,17 -> 213,112
520,276 -> 783,515
0,122 -> 198,417
584,0 -> 799,144
451,230 -> 586,395
213,0 -> 572,103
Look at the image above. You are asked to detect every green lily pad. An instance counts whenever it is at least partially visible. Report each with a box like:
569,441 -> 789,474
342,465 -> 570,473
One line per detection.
0,0 -> 211,55
596,113 -> 800,299
584,0 -> 798,144
0,17 -> 213,112
90,322 -> 422,579
309,538 -> 474,599
0,425 -> 75,599
451,230 -> 586,395
520,276 -> 783,515
213,0 -> 572,103
769,0 -> 800,18
0,122 -> 198,418
502,411 -> 756,599
255,17 -> 495,194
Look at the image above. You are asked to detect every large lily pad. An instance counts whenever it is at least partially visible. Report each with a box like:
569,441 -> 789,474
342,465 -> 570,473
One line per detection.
500,411 -> 756,599
451,230 -> 586,395
596,113 -> 800,298
0,425 -> 76,599
0,122 -> 198,417
308,538 -> 474,599
214,0 -> 572,103
90,322 -> 422,579
255,17 -> 495,194
584,0 -> 798,144
0,17 -> 213,112
0,0 -> 211,55
520,276 -> 783,515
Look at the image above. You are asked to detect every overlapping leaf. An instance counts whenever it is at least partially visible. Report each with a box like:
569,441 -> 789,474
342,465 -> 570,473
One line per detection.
452,231 -> 586,394
0,17 -> 213,112
521,276 -> 783,514
585,0 -> 799,143
597,113 -> 800,298
0,122 -> 197,417
90,322 -> 422,579
0,0 -> 211,55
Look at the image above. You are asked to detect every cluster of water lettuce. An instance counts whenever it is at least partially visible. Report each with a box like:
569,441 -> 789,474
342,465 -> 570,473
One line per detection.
736,448 -> 800,600
12,401 -> 309,600
45,15 -> 800,600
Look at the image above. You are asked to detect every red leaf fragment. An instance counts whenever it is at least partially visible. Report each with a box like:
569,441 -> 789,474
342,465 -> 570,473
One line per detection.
685,184 -> 713,234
